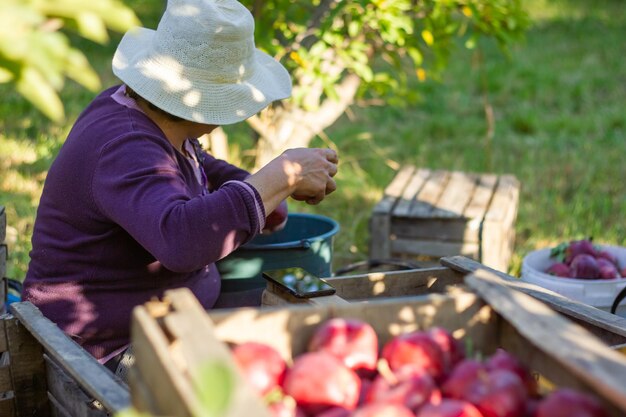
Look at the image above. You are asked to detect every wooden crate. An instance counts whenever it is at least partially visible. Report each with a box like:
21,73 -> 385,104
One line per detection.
370,166 -> 520,272
130,273 -> 626,417
0,302 -> 130,417
262,256 -> 626,347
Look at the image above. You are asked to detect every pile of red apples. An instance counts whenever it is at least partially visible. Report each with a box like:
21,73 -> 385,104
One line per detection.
231,318 -> 608,417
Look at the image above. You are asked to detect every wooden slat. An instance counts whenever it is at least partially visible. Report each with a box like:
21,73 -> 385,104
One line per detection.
409,170 -> 450,218
0,322 -> 7,353
466,269 -> 626,416
432,171 -> 477,218
370,166 -> 416,259
441,256 -> 626,345
463,173 -> 498,219
323,267 -> 464,299
371,166 -> 416,215
44,355 -> 110,417
3,312 -> 50,417
131,304 -> 196,417
0,206 -> 6,243
9,302 -> 130,414
0,391 -> 15,417
391,218 -> 481,243
0,246 -> 7,292
393,168 -> 430,217
0,364 -> 12,393
392,238 -> 480,259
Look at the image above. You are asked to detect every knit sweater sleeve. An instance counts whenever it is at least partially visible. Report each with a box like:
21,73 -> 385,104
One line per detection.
91,133 -> 265,273
199,150 -> 250,187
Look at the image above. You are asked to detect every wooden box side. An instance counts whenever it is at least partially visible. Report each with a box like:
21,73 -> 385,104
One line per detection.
369,166 -> 416,259
480,174 -> 520,272
261,266 -> 466,307
7,302 -> 130,417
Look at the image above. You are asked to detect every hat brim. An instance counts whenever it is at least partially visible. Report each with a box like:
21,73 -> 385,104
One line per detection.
112,27 -> 292,125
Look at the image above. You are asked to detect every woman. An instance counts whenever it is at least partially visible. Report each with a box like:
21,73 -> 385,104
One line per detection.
22,0 -> 338,372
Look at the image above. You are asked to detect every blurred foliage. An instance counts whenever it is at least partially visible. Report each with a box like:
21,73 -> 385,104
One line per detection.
0,0 -> 139,122
248,0 -> 530,110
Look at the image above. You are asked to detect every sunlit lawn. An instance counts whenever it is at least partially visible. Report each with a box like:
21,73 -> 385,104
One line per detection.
1,0 -> 625,280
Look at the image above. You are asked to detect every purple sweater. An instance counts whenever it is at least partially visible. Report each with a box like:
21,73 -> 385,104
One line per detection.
23,85 -> 269,360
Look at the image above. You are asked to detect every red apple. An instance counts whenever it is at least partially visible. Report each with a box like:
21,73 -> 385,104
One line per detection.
565,239 -> 597,264
570,254 -> 599,279
465,369 -> 527,417
381,331 -> 447,381
534,388 -> 608,417
441,359 -> 486,399
308,318 -> 379,374
366,367 -> 441,411
352,403 -> 416,417
428,327 -> 466,369
485,349 -> 538,397
546,262 -> 571,278
231,342 -> 287,396
596,258 -> 620,279
282,352 -> 361,414
264,200 -> 288,233
415,398 -> 485,417
596,250 -> 618,267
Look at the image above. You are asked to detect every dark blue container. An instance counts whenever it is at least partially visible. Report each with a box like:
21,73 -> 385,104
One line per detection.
216,213 -> 340,292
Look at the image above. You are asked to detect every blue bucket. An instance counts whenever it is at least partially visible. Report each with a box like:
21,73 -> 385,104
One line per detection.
216,213 -> 340,292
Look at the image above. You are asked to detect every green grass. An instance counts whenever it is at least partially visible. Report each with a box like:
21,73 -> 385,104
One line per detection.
1,0 -> 625,280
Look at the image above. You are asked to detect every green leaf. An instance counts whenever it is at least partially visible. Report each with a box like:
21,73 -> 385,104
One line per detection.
65,49 -> 101,91
15,67 -> 64,122
75,11 -> 109,44
193,361 -> 235,417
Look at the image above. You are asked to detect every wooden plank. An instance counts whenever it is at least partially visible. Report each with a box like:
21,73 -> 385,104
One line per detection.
433,171 -> 477,218
480,175 -> 519,271
9,302 -> 130,414
393,168 -> 430,217
465,269 -> 626,416
392,238 -> 480,259
463,173 -> 498,220
370,166 -> 416,259
440,256 -> 626,345
44,355 -> 110,417
0,364 -> 11,393
131,304 -> 196,417
0,320 -> 7,352
371,166 -> 416,214
3,313 -> 50,417
409,170 -> 450,218
0,392 -> 15,417
323,267 -> 464,299
391,218 -> 481,243
0,206 -> 6,243
0,245 -> 7,290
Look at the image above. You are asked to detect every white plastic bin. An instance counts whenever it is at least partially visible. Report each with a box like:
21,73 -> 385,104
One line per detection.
521,245 -> 626,317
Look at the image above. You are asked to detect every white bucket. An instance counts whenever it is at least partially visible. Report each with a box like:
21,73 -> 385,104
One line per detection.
521,245 -> 626,318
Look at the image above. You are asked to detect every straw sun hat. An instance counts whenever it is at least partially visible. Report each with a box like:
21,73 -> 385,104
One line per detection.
112,0 -> 292,125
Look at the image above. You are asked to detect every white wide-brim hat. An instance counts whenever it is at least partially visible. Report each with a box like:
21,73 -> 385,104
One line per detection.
112,0 -> 292,125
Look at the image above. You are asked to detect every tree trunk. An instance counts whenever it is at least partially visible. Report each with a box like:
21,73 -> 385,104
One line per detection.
252,73 -> 362,169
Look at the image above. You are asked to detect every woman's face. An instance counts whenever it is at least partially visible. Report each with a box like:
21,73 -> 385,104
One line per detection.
184,121 -> 218,138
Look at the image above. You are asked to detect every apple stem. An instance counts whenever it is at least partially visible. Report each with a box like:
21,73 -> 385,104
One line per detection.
376,358 -> 398,385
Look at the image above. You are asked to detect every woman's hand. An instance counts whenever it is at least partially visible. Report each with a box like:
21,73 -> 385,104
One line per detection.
245,148 -> 338,215
280,148 -> 338,205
